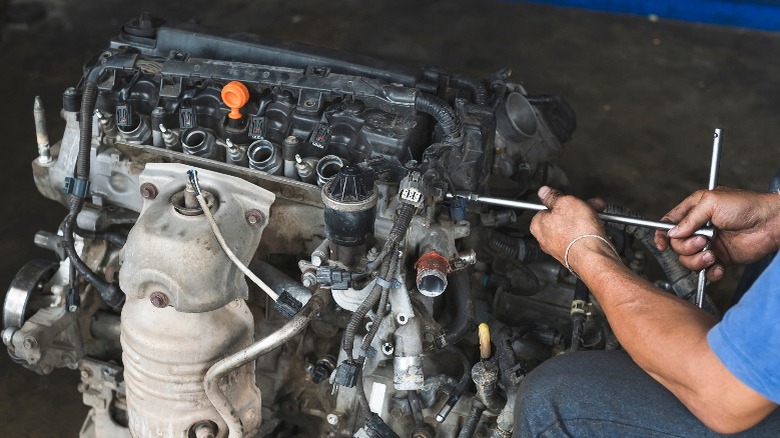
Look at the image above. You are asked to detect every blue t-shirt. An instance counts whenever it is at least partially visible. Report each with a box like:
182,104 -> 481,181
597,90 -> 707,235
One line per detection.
708,254 -> 780,404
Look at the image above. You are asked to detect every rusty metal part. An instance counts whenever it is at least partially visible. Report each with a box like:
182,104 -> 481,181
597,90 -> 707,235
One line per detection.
188,420 -> 219,438
139,183 -> 158,199
171,189 -> 215,217
122,297 -> 260,438
149,291 -> 168,308
115,142 -> 322,207
414,251 -> 452,298
204,289 -> 330,438
244,209 -> 265,226
121,163 -> 275,313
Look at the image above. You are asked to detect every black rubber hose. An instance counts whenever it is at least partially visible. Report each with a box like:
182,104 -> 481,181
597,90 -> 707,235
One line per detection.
443,269 -> 475,346
488,320 -> 520,390
450,75 -> 488,106
407,390 -> 426,428
604,205 -> 689,287
604,204 -> 718,316
458,400 -> 486,438
61,81 -> 124,309
488,232 -> 542,264
449,345 -> 472,394
74,228 -> 127,248
570,314 -> 584,353
414,92 -> 463,145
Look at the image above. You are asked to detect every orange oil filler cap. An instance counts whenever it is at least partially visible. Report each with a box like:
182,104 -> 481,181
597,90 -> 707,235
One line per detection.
221,81 -> 250,120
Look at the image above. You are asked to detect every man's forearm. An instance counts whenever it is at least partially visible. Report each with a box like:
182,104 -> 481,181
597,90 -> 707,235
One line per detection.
576,249 -> 775,432
580,252 -> 717,384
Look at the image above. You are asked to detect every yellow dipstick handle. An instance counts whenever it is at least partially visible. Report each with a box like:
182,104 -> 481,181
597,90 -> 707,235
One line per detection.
478,323 -> 491,360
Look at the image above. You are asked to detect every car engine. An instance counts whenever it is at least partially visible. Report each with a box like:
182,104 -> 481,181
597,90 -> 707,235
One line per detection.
3,14 -> 708,438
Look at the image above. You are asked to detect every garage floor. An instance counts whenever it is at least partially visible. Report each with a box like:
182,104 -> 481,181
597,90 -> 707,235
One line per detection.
1,1 -> 779,436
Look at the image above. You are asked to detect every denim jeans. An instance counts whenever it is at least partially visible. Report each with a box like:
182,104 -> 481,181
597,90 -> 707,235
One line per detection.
513,350 -> 780,437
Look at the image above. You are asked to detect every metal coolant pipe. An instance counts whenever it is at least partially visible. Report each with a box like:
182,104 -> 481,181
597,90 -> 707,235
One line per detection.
204,289 -> 330,438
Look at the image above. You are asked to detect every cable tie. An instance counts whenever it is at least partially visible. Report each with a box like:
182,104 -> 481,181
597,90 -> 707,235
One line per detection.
375,276 -> 400,289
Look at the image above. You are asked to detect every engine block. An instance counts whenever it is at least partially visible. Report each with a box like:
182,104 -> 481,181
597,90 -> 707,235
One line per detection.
2,14 -> 677,438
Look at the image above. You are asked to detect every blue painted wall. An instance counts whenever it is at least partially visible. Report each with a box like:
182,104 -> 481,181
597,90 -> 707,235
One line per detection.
515,0 -> 780,31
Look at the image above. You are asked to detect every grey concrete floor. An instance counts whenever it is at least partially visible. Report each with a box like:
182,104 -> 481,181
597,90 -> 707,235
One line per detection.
1,1 -> 779,436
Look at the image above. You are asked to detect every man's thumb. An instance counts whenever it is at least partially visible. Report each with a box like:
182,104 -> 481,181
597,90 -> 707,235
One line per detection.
538,186 -> 561,209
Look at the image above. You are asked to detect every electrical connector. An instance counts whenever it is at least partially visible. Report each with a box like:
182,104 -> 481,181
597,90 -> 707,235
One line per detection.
274,291 -> 303,319
333,361 -> 359,387
354,414 -> 399,438
398,171 -> 424,208
63,177 -> 91,198
315,267 -> 353,290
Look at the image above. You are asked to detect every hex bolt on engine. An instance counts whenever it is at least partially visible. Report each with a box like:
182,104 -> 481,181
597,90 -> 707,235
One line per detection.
245,209 -> 265,226
140,183 -> 158,200
149,291 -> 169,308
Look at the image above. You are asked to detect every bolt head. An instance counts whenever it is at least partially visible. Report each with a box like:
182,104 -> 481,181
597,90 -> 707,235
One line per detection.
149,291 -> 169,308
23,336 -> 37,349
140,183 -> 158,199
245,209 -> 265,226
326,414 -> 339,425
62,353 -> 75,366
382,342 -> 394,356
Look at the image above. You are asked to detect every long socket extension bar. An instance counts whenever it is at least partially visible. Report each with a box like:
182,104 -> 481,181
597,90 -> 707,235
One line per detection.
445,194 -> 715,239
695,129 -> 723,307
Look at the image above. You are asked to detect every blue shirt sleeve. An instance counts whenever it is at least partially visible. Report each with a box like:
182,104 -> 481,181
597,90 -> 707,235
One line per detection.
708,254 -> 780,404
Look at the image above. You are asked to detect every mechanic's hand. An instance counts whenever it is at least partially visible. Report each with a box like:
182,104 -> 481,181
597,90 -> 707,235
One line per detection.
654,186 -> 780,281
530,186 -> 619,275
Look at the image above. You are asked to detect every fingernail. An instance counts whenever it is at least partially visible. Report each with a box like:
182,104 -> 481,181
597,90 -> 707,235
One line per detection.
703,252 -> 715,264
713,266 -> 725,278
667,227 -> 679,237
538,186 -> 551,200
